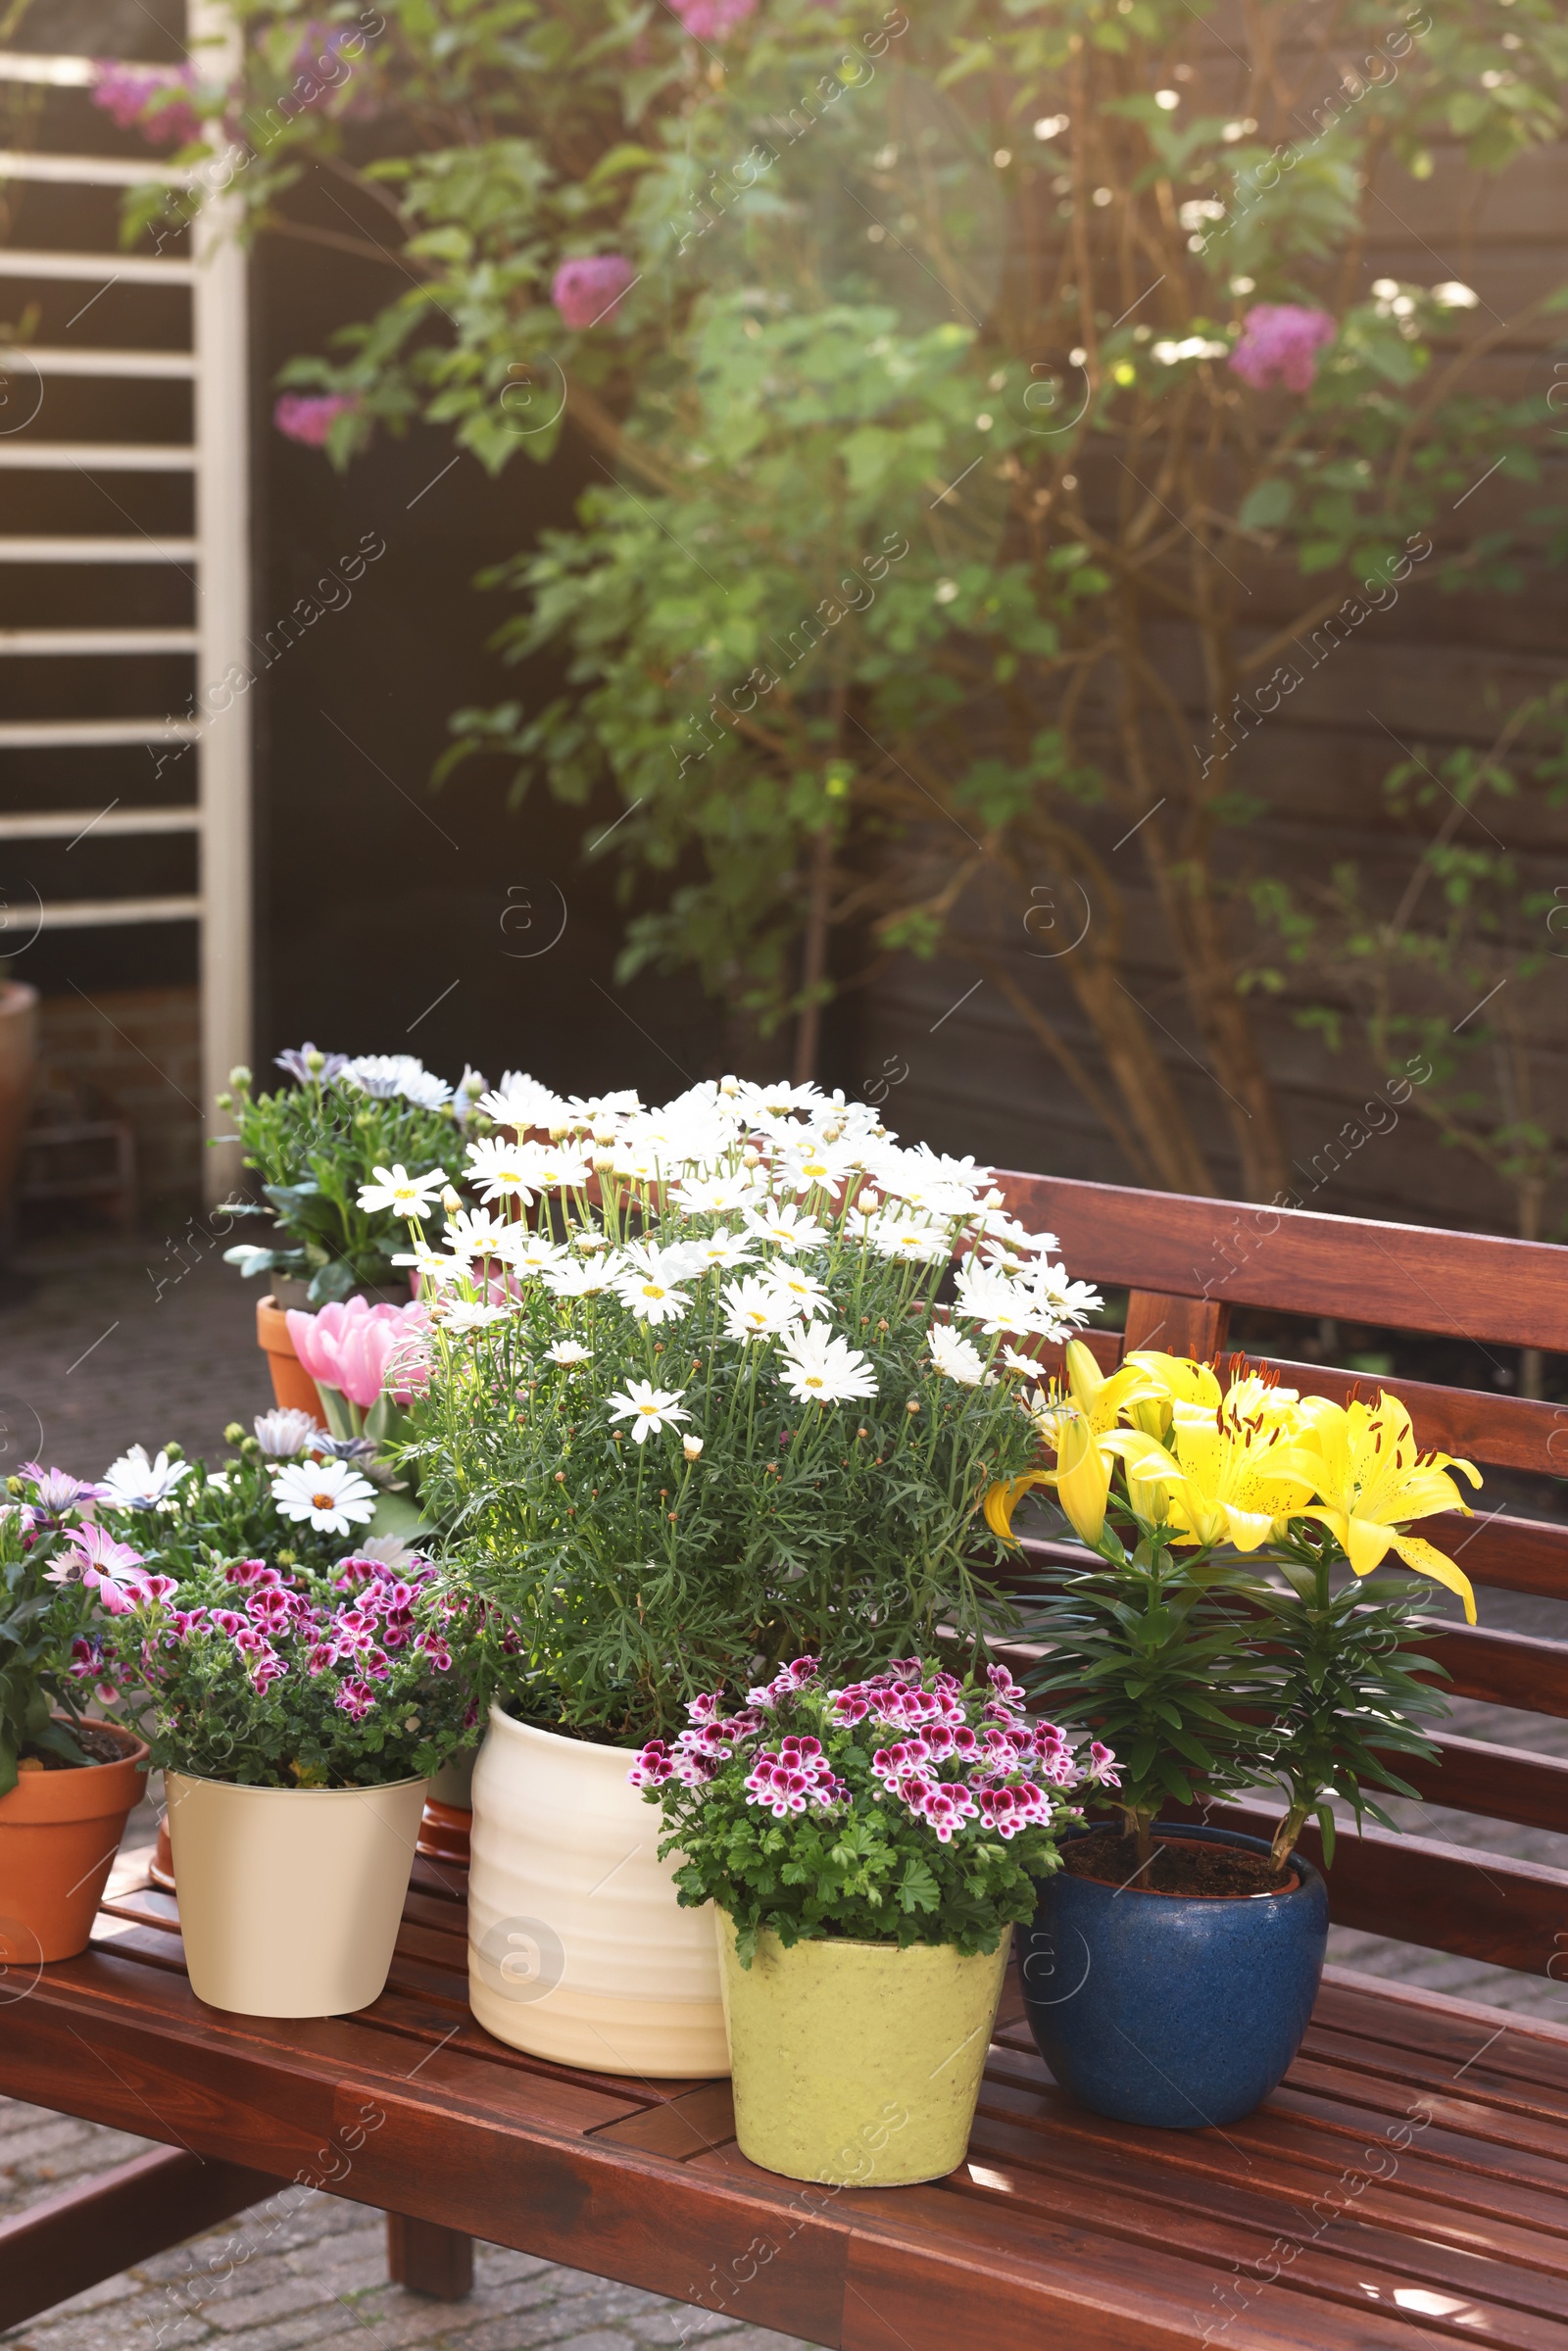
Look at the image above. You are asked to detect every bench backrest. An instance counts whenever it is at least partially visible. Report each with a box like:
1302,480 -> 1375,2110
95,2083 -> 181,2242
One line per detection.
994,1170 -> 1568,1982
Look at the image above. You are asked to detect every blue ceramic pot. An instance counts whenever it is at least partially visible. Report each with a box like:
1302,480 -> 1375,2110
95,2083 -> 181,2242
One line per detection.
1020,1822 -> 1329,2129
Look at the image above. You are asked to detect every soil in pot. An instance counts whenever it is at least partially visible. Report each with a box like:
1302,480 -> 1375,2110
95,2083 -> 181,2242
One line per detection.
19,1723 -> 130,1770
1063,1827 -> 1295,1897
0,1719 -> 150,1963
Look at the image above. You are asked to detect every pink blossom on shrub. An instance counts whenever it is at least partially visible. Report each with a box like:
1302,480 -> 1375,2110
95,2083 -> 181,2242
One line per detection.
92,62 -> 202,147
1228,304 -> 1337,394
551,255 -> 636,331
668,0 -> 757,37
273,392 -> 360,448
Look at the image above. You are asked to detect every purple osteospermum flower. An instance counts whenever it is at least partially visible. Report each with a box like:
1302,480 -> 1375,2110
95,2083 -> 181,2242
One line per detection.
1228,304 -> 1336,394
274,1043 -> 349,1084
273,393 -> 360,449
551,256 -> 636,331
19,1463 -> 106,1517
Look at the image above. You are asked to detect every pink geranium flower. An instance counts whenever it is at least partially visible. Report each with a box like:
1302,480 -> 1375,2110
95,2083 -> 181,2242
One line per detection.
1228,304 -> 1337,394
286,1297 -> 432,1408
273,392 -> 360,448
668,0 -> 757,36
551,256 -> 636,331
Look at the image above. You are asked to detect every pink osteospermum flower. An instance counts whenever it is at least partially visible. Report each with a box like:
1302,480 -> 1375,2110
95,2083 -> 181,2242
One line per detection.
1228,304 -> 1336,394
49,1525 -> 160,1616
273,392 -> 360,449
551,256 -> 636,331
668,0 -> 756,37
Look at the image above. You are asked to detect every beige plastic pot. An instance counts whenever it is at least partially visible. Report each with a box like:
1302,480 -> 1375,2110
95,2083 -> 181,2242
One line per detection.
467,1707 -> 728,2077
716,1913 -> 1011,2185
166,1771 -> 427,2016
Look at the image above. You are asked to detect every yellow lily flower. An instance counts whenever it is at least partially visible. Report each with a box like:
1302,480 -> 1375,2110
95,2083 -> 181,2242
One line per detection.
1102,1405 -> 1315,1551
1278,1392 -> 1481,1623
984,1339 -> 1164,1547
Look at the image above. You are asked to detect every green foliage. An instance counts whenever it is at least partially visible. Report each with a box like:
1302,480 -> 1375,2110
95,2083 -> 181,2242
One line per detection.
132,0 -> 1568,1200
220,1058 -> 480,1300
0,1473 -> 107,1797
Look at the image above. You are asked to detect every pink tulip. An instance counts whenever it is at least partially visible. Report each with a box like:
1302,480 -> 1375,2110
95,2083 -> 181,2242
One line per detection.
286,1298 -> 431,1408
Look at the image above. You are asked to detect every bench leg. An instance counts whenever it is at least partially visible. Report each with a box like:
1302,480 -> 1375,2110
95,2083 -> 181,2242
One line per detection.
386,2212 -> 474,2300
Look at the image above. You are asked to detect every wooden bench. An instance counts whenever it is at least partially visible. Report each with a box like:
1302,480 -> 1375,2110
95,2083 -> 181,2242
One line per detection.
3,1171 -> 1567,2351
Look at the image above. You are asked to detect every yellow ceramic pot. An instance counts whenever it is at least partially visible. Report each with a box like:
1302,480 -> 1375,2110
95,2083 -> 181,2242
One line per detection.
716,1913 -> 1009,2185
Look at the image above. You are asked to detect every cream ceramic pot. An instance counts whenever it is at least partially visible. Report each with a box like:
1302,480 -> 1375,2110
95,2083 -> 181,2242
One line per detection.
166,1771 -> 427,2017
467,1707 -> 728,2077
716,1913 -> 1010,2184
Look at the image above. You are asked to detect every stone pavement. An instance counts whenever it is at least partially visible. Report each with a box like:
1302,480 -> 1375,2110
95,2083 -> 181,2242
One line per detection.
1,1226 -> 1565,2349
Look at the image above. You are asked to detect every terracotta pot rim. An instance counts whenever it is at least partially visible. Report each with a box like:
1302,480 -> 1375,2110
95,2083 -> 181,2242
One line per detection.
1,1718 -> 149,1824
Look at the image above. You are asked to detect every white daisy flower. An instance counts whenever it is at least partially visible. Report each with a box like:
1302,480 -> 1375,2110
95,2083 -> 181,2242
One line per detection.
357,1162 -> 448,1217
530,1147 -> 594,1192
271,1457 -> 378,1534
476,1071 -> 569,1129
1002,1344 -> 1047,1380
928,1321 -> 986,1387
441,1207 -> 513,1259
863,1207 -> 950,1265
952,1259 -> 1029,1333
607,1380 -> 691,1443
762,1265 -> 832,1321
735,1079 -> 826,1117
99,1445 -> 191,1509
669,1172 -> 764,1214
780,1140 -> 859,1200
743,1200 -> 829,1253
494,1229 -> 567,1280
614,1272 -> 693,1326
683,1228 -> 758,1273
439,1299 -> 514,1334
777,1326 -> 878,1407
466,1137 -> 540,1203
544,1257 -> 617,1299
392,1245 -> 468,1289
545,1339 -> 593,1366
721,1276 -> 794,1340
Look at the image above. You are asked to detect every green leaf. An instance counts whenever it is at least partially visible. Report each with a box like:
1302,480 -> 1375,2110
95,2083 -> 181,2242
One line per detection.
1239,479 -> 1293,531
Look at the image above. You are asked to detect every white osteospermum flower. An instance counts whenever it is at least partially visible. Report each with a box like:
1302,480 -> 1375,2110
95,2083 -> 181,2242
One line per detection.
99,1445 -> 191,1509
743,1200 -> 829,1253
928,1321 -> 986,1387
357,1162 -> 449,1217
763,1264 -> 832,1321
777,1326 -> 879,1407
614,1270 -> 693,1326
466,1137 -> 540,1203
341,1053 -> 452,1108
607,1380 -> 690,1443
253,1408 -> 324,1459
722,1275 -> 794,1340
271,1457 -> 377,1534
546,1339 -> 593,1366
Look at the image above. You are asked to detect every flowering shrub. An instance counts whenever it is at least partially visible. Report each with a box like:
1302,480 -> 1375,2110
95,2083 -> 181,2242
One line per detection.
1227,303 -> 1337,393
274,391 -> 362,447
219,1047 -> 488,1304
550,257 -> 636,331
632,1656 -> 1117,1963
0,1466 -> 136,1793
99,1552 -> 482,1788
91,62 -> 204,147
405,1075 -> 1100,1745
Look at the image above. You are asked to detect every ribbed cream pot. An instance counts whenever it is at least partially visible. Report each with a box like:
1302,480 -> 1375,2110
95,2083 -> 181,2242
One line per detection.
467,1707 -> 729,2076
716,1913 -> 1010,2184
166,1771 -> 427,2016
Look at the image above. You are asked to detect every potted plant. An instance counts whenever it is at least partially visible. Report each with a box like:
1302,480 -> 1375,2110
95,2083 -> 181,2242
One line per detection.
632,1654 -> 1117,2183
1,1465 -> 154,1962
99,1547 -> 486,2017
996,1347 -> 1476,2129
215,1048 -> 486,1409
404,1074 -> 1101,2075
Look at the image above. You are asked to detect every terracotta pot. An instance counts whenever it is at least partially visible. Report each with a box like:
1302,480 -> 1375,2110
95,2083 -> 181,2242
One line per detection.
0,1721 -> 149,1963
256,1294 -> 323,1417
0,979 -> 39,1255
167,1769 -> 427,2016
151,1815 -> 175,1889
418,1749 -> 475,1864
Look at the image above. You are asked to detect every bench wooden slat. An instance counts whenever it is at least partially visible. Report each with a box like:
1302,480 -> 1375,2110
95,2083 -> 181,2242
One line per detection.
1000,1173 -> 1568,1352
1211,1806 -> 1567,1975
1406,1734 -> 1568,1837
